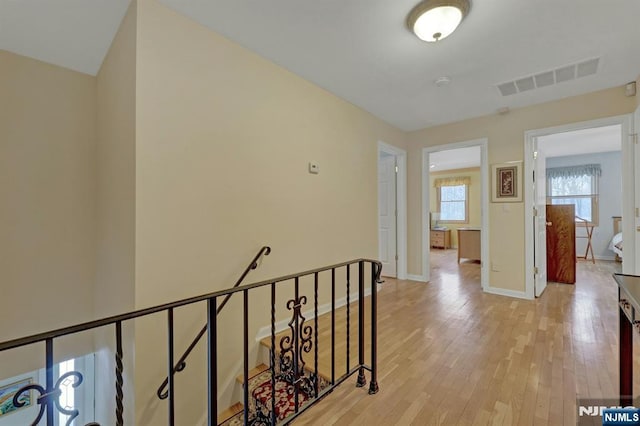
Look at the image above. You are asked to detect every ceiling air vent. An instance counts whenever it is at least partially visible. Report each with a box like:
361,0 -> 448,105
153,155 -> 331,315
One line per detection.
534,71 -> 555,88
577,58 -> 599,78
515,77 -> 535,92
555,65 -> 576,83
495,57 -> 600,96
497,82 -> 518,96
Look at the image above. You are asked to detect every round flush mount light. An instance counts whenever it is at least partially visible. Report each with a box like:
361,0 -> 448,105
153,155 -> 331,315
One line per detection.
407,0 -> 471,42
434,76 -> 452,87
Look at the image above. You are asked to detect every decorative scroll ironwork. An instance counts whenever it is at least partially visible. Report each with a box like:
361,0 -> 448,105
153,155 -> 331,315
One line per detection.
12,371 -> 99,426
277,296 -> 318,399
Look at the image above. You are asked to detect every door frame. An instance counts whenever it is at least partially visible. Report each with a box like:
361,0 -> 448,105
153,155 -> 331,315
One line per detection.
524,114 -> 634,299
377,141 -> 407,280
421,138 -> 489,290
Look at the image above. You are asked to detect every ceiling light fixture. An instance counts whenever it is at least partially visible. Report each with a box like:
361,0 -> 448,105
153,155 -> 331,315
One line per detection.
407,0 -> 471,42
434,76 -> 452,87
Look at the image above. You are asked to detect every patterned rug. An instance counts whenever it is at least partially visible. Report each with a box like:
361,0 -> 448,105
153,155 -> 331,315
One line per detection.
220,368 -> 329,425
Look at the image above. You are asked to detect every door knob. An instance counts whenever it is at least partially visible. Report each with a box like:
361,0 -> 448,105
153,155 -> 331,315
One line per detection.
546,222 -> 552,226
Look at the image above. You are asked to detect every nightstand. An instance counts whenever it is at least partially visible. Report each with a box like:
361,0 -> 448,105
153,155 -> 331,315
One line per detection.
430,228 -> 451,249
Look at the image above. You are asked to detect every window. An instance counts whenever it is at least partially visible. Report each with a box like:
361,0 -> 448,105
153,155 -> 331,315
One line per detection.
59,358 -> 76,426
546,164 -> 600,225
434,175 -> 470,223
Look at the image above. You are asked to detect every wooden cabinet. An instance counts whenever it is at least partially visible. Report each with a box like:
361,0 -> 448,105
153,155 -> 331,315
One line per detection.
430,228 -> 451,249
457,228 -> 481,263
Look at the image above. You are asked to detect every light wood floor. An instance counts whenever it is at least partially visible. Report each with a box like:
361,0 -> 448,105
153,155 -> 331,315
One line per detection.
293,250 -> 632,425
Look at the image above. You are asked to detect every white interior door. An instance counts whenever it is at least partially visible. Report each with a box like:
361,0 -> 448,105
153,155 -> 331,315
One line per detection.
378,154 -> 397,277
533,140 -> 548,297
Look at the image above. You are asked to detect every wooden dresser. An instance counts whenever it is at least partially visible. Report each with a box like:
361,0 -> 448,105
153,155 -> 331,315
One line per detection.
430,228 -> 451,249
457,228 -> 481,263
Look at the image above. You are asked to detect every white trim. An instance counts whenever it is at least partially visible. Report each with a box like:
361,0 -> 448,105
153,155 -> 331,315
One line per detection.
406,273 -> 428,282
378,141 -> 408,280
634,106 -> 639,275
483,286 -> 529,300
524,114 -> 634,299
421,138 -> 490,291
588,255 -> 617,261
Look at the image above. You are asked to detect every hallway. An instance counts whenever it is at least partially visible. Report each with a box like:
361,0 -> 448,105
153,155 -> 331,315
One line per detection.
296,254 -> 628,425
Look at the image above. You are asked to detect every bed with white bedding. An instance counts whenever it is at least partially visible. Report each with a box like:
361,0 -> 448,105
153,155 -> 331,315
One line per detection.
609,232 -> 623,259
610,216 -> 623,260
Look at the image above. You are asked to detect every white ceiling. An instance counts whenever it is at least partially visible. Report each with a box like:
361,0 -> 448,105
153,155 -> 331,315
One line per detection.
0,0 -> 131,75
428,146 -> 480,172
538,124 -> 622,158
2,0 -> 639,131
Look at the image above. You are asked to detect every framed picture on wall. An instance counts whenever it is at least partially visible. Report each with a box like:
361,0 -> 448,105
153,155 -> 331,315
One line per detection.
0,378 -> 33,416
491,161 -> 523,202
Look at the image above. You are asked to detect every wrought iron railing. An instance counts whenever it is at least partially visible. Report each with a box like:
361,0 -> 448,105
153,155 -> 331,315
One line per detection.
0,258 -> 381,426
156,246 -> 271,400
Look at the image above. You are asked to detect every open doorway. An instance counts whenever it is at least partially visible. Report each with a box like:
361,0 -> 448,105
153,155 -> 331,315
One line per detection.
377,141 -> 407,280
422,139 -> 489,290
524,115 -> 634,298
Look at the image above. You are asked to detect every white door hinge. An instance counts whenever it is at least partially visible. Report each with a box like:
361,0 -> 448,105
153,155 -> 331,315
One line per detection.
534,266 -> 539,275
533,207 -> 538,217
631,133 -> 638,144
395,165 -> 399,173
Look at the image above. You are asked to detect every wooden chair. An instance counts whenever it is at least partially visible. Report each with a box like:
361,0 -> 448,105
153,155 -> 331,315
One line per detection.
575,216 -> 595,264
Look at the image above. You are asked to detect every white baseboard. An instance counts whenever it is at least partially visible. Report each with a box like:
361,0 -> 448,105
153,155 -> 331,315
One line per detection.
483,286 -> 530,300
589,255 -> 616,261
406,274 -> 428,282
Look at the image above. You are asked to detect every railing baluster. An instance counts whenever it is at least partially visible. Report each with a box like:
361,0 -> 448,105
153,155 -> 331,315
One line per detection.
167,308 -> 175,425
115,322 -> 124,426
356,261 -> 366,387
270,283 -> 277,426
243,290 -> 249,426
207,297 -> 217,426
157,246 -> 271,400
346,265 -> 350,375
331,268 -> 335,385
369,262 -> 379,394
0,257 -> 382,426
294,277 -> 300,413
313,272 -> 320,398
45,338 -> 54,426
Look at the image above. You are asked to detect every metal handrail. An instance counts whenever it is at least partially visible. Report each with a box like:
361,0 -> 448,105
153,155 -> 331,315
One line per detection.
0,256 -> 383,353
0,256 -> 381,426
156,246 -> 271,399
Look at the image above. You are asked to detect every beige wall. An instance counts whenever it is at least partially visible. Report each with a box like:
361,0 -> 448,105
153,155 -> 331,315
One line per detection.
0,50 -> 97,375
429,167 -> 481,248
133,0 -> 406,423
94,1 -> 137,424
407,86 -> 636,292
95,0 -> 136,319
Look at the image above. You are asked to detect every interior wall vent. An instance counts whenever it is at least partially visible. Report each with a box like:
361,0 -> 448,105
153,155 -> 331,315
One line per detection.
496,57 -> 600,96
